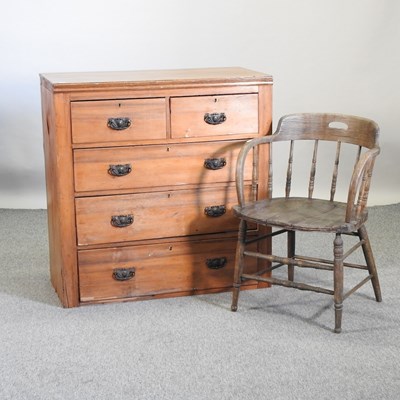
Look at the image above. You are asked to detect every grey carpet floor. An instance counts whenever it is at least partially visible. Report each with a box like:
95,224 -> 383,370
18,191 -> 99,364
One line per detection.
1,205 -> 400,400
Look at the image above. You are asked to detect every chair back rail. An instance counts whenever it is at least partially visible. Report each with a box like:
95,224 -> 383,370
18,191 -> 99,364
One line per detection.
274,113 -> 379,148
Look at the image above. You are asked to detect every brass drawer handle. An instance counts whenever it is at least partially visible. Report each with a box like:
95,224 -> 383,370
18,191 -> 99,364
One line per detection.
111,214 -> 134,228
204,112 -> 226,125
108,164 -> 132,176
204,158 -> 226,170
107,117 -> 132,130
204,205 -> 226,217
112,267 -> 135,281
206,257 -> 227,270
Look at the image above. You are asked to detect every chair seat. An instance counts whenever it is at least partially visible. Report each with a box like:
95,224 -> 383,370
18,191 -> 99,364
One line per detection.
233,197 -> 368,233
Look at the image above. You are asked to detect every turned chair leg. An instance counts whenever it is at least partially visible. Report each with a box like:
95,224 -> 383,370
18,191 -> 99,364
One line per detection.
287,230 -> 295,281
333,233 -> 344,333
232,220 -> 247,312
358,225 -> 382,302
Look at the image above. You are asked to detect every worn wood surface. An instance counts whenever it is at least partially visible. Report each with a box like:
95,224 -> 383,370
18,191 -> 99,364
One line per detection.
234,197 -> 367,233
76,185 -> 252,246
231,113 -> 381,333
41,88 -> 79,307
71,98 -> 167,144
74,140 -> 252,193
78,238 -> 258,302
273,113 -> 379,148
40,67 -> 273,92
41,67 -> 272,307
170,94 -> 258,138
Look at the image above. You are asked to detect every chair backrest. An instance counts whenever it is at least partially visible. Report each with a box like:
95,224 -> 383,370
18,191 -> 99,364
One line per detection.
274,113 -> 379,148
263,113 -> 380,222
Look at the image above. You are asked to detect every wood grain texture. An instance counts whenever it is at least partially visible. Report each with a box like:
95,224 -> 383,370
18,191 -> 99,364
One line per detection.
74,140 -> 252,192
235,113 -> 379,223
274,113 -> 379,148
41,88 -> 79,307
233,197 -> 366,233
171,94 -> 258,138
40,67 -> 272,92
41,67 -> 272,307
75,185 -> 252,246
78,238 -> 258,302
231,112 -> 381,333
71,98 -> 167,143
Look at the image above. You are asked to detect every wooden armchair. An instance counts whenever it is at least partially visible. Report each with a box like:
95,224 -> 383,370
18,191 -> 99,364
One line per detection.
231,113 -> 381,333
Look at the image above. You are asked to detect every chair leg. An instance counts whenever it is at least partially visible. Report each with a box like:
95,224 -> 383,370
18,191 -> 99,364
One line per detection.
231,220 -> 247,312
358,225 -> 382,302
287,230 -> 295,281
333,233 -> 344,333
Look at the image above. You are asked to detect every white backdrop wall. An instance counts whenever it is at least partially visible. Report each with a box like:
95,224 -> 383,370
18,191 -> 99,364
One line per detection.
1,0 -> 399,208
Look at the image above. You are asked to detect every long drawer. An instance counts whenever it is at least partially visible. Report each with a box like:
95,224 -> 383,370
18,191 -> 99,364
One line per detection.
78,238 -> 257,302
71,98 -> 167,144
170,93 -> 258,138
75,185 -> 253,246
74,140 -> 253,192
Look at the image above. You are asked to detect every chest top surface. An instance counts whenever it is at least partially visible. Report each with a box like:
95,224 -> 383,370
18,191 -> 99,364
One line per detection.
40,67 -> 273,92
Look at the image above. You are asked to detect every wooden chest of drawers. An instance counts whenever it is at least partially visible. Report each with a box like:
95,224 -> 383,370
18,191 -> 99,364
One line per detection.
40,67 -> 272,307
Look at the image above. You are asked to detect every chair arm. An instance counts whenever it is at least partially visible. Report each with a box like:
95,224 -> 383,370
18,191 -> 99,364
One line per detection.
236,136 -> 276,207
345,147 -> 380,222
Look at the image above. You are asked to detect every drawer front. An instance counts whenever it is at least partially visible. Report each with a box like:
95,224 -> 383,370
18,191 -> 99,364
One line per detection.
74,141 -> 252,192
71,98 -> 167,144
170,94 -> 258,138
78,239 -> 257,302
75,185 -> 252,246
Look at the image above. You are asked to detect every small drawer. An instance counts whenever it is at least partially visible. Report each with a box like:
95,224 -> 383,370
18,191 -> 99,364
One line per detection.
73,140 -> 253,192
75,185 -> 253,246
78,238 -> 258,302
71,98 -> 167,144
170,94 -> 258,138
